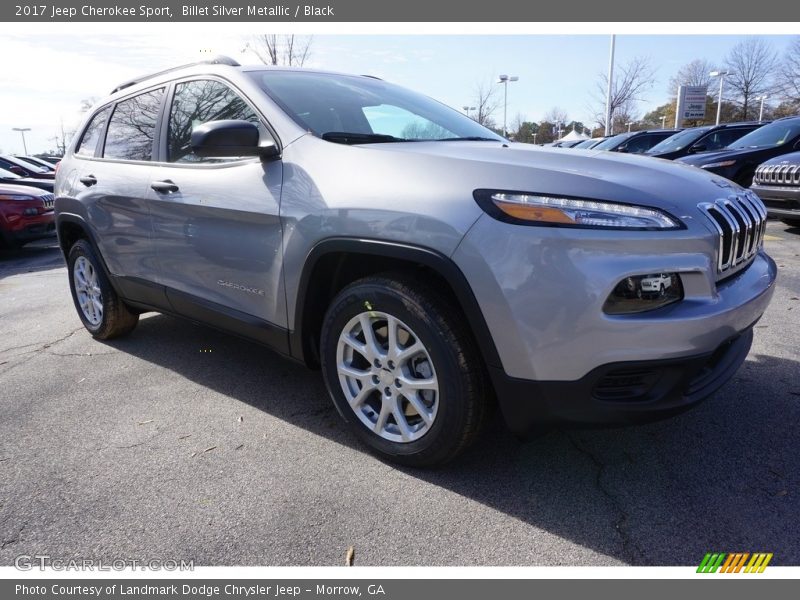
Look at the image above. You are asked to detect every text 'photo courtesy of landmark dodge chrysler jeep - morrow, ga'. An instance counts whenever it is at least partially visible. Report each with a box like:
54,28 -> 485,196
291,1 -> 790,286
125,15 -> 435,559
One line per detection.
54,57 -> 777,466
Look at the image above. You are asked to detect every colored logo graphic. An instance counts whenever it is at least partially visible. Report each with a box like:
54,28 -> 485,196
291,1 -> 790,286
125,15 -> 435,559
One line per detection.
697,553 -> 773,573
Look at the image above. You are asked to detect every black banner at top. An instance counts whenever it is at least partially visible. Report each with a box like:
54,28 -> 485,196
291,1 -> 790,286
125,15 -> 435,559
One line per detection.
3,0 -> 800,22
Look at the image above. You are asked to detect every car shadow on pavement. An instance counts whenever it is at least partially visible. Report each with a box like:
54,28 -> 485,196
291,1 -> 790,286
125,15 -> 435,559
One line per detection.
107,313 -> 800,566
0,240 -> 63,279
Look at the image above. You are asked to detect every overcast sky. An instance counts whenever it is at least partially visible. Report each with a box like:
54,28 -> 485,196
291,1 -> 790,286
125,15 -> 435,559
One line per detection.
0,32 -> 796,155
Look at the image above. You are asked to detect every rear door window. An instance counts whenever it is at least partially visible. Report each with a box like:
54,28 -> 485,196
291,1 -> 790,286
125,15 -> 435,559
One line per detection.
103,89 -> 165,161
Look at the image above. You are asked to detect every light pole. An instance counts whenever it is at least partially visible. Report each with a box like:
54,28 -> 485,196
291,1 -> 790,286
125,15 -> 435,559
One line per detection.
532,132 -> 537,145
462,105 -> 476,119
626,122 -> 634,132
604,34 -> 616,136
660,115 -> 667,128
497,74 -> 518,137
758,96 -> 768,122
12,127 -> 31,155
710,70 -> 730,126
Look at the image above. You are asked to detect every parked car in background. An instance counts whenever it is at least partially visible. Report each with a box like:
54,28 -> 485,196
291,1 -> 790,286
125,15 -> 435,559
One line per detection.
591,129 -> 681,154
678,116 -> 800,186
645,122 -> 766,160
0,166 -> 55,192
37,156 -> 63,165
18,156 -> 57,171
551,139 -> 585,148
0,155 -> 55,179
0,183 -> 55,248
750,150 -> 800,227
572,137 -> 608,149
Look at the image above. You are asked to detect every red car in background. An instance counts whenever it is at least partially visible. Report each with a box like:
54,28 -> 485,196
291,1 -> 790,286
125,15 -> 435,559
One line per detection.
0,183 -> 56,248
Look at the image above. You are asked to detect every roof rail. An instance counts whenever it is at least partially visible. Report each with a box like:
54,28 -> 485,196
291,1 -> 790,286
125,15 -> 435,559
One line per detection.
110,55 -> 241,94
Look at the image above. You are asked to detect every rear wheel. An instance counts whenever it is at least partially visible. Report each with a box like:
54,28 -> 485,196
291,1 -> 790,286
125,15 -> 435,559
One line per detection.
320,274 -> 489,467
67,239 -> 138,339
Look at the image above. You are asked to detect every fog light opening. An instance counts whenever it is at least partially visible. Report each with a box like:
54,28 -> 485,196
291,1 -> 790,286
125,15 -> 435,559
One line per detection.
603,273 -> 683,314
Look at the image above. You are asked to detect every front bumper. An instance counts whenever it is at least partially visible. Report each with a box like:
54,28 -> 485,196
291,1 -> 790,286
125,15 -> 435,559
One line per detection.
0,213 -> 55,246
751,183 -> 800,218
453,213 -> 777,430
490,326 -> 754,432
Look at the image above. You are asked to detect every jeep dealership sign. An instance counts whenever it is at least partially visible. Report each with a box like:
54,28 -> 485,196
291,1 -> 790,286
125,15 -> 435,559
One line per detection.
677,85 -> 708,121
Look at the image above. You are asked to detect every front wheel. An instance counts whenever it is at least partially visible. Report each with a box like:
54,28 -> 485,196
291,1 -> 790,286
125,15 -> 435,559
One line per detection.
67,239 -> 139,339
320,274 -> 489,467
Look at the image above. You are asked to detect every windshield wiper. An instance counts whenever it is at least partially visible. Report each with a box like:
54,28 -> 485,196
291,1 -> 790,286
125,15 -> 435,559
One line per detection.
321,132 -> 410,145
434,136 -> 502,142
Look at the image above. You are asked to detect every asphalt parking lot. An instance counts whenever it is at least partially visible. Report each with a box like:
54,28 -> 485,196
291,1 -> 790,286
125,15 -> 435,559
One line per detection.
1,221 -> 798,567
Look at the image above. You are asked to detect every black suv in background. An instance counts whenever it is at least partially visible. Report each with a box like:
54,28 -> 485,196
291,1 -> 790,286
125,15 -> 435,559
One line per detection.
678,116 -> 800,186
751,150 -> 800,227
645,122 -> 766,160
591,129 -> 681,154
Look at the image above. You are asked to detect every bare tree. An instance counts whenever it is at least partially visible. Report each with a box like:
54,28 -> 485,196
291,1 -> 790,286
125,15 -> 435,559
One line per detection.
544,107 -> 569,126
246,35 -> 313,67
724,37 -> 778,120
593,56 -> 656,134
668,59 -> 716,95
80,97 -> 99,113
472,78 -> 500,128
779,37 -> 800,107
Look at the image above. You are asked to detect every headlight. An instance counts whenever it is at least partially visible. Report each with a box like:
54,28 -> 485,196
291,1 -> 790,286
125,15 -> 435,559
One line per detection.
701,160 -> 737,169
474,190 -> 681,230
0,193 -> 36,201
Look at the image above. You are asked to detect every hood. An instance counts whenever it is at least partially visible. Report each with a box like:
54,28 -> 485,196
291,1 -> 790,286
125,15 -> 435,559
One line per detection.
349,140 -> 745,213
0,183 -> 50,197
759,150 -> 800,167
677,145 -> 768,166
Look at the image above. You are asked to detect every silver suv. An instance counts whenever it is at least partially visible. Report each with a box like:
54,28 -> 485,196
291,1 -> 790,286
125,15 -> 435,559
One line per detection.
55,57 -> 777,466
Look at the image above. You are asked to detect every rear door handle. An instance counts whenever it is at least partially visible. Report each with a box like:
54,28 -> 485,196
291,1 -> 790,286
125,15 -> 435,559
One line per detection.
150,180 -> 179,194
79,175 -> 97,187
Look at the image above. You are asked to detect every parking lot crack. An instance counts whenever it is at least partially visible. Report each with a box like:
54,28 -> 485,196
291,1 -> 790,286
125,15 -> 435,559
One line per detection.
563,431 -> 640,564
1,521 -> 26,550
0,327 -> 85,372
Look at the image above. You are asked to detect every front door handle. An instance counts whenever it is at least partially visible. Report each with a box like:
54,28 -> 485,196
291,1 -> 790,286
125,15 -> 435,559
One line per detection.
79,175 -> 97,187
150,180 -> 179,194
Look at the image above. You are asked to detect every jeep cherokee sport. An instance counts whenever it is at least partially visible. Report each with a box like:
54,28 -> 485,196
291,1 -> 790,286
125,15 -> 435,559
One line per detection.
54,57 -> 777,466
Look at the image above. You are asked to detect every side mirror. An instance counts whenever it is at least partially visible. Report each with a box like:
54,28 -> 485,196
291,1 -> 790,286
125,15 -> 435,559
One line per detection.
616,145 -> 629,153
191,120 -> 280,159
8,165 -> 27,176
689,143 -> 707,153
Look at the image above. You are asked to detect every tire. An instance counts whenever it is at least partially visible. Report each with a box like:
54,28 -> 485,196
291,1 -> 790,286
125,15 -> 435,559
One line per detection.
320,273 -> 489,467
67,239 -> 139,339
781,218 -> 800,228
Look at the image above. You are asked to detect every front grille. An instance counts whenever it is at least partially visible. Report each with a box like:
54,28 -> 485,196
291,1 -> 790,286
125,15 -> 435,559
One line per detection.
754,163 -> 800,186
40,193 -> 54,209
698,191 -> 767,275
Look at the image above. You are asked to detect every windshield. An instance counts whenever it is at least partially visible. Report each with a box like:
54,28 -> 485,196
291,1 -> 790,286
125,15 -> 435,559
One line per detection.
0,166 -> 22,179
730,120 -> 800,149
573,139 -> 599,149
647,127 -> 710,154
249,70 -> 505,143
591,133 -> 629,151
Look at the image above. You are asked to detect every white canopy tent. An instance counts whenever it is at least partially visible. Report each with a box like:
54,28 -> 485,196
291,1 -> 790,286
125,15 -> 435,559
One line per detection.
557,129 -> 590,142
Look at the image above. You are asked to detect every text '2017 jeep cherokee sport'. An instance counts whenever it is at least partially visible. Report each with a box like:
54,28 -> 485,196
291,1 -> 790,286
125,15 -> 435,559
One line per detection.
55,57 -> 777,466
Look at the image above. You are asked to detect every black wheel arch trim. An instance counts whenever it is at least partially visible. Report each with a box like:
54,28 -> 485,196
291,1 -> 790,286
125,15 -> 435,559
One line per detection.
56,212 -> 123,296
290,237 -> 503,371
